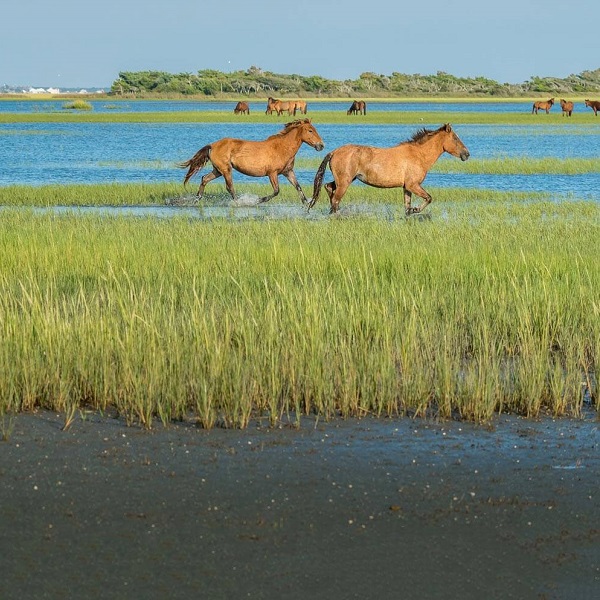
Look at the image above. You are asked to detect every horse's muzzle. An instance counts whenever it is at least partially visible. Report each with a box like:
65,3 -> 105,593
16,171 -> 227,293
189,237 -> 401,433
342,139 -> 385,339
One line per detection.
314,143 -> 325,151
460,150 -> 470,161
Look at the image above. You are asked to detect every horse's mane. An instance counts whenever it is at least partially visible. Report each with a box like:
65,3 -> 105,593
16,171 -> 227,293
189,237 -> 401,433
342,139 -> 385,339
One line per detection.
402,125 -> 446,146
267,119 -> 311,139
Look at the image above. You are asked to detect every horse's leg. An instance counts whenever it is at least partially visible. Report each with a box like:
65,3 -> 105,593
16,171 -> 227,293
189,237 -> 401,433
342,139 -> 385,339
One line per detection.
218,168 -> 236,200
258,173 -> 280,203
197,168 -> 222,199
328,180 -> 350,214
282,169 -> 307,204
407,183 -> 433,213
324,181 -> 336,202
403,189 -> 414,215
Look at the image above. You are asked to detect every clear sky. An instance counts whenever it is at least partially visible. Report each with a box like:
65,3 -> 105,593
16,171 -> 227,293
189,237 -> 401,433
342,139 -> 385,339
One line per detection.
2,0 -> 598,88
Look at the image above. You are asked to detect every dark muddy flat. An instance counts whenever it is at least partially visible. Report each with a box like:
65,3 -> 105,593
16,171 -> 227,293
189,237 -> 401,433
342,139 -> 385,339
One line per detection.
1,410 -> 598,600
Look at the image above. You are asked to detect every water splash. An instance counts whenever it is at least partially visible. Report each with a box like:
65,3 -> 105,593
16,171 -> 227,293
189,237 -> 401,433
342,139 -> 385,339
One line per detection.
231,193 -> 261,206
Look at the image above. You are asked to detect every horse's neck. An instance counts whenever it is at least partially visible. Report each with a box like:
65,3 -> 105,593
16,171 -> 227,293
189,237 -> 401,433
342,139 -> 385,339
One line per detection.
417,135 -> 446,167
277,129 -> 303,153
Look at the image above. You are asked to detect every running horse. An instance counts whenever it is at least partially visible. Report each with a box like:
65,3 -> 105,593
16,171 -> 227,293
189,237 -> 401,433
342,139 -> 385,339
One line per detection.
347,100 -> 367,115
179,119 -> 325,204
308,123 -> 469,215
532,98 -> 554,114
585,99 -> 600,115
559,99 -> 574,117
233,101 -> 250,115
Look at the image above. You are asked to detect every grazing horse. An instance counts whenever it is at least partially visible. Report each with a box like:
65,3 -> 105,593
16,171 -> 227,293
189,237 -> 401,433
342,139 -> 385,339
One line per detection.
309,123 -> 469,215
559,99 -> 573,117
347,100 -> 367,115
179,119 -> 324,204
233,101 -> 250,115
532,98 -> 554,114
585,99 -> 600,115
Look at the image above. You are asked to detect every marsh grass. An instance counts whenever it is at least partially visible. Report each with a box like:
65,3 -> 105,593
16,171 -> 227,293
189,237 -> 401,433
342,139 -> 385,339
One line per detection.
62,99 -> 93,111
0,200 -> 597,428
0,182 -> 551,208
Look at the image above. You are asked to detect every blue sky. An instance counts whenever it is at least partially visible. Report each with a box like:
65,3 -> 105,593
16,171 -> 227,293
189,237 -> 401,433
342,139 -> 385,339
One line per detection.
2,0 -> 598,88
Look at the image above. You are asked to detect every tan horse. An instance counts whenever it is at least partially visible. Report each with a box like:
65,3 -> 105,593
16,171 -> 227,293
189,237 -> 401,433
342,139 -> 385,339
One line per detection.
265,97 -> 280,115
233,101 -> 250,115
585,99 -> 600,115
265,97 -> 304,116
293,100 -> 308,115
347,100 -> 367,115
309,123 -> 469,215
559,99 -> 573,117
532,97 -> 554,114
179,119 -> 325,204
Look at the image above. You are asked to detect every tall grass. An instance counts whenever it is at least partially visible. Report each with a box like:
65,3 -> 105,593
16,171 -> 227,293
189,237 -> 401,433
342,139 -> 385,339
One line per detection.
0,200 -> 597,428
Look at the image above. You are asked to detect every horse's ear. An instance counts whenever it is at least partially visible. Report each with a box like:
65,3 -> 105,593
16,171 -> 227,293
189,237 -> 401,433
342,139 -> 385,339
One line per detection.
444,123 -> 452,132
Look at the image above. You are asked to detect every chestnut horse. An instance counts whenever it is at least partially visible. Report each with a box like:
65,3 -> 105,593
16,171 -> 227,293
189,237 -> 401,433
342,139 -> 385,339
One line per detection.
585,99 -> 600,115
309,123 -> 469,215
179,119 -> 324,204
233,101 -> 250,115
532,98 -> 554,114
560,99 -> 573,117
347,100 -> 367,115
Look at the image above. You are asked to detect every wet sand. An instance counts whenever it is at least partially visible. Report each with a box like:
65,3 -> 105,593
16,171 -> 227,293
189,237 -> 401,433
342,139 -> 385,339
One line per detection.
1,410 -> 598,600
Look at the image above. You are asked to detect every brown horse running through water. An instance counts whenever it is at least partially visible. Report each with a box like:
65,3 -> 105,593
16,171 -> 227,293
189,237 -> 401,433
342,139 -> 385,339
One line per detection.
309,123 -> 469,215
233,101 -> 250,115
585,99 -> 600,115
347,100 -> 367,115
532,97 -> 554,114
179,119 -> 324,204
560,99 -> 574,117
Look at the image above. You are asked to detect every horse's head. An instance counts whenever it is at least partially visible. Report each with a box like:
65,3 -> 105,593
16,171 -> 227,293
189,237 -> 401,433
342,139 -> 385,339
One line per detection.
297,119 -> 324,151
441,123 -> 470,161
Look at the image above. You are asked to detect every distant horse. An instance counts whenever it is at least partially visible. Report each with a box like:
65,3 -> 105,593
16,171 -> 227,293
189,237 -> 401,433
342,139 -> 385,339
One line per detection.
309,123 -> 469,215
233,101 -> 250,115
347,100 -> 366,115
265,97 -> 304,116
532,98 -> 554,114
293,100 -> 308,115
559,99 -> 573,117
179,119 -> 324,204
265,97 -> 280,115
585,99 -> 600,115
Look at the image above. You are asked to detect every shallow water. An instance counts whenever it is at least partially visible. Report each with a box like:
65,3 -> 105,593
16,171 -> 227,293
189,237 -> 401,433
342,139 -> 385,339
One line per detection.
1,102 -> 599,201
0,99 -> 538,114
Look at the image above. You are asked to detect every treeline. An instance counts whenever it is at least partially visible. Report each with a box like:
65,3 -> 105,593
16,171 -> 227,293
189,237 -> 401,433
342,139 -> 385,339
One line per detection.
110,66 -> 600,98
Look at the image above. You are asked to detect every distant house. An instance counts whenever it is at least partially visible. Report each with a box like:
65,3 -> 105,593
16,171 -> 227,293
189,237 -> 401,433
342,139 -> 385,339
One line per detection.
26,87 -> 61,94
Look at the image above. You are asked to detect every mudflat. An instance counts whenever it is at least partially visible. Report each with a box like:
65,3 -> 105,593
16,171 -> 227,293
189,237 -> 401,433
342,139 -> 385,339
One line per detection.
1,410 -> 598,600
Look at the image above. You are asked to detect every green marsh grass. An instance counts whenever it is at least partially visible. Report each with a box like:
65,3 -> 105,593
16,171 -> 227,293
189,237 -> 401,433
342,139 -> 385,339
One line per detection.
0,199 -> 597,428
62,99 -> 93,111
0,182 -> 553,208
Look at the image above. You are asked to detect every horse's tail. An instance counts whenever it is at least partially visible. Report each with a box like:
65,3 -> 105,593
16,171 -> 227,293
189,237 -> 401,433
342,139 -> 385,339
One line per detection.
308,152 -> 333,210
179,145 -> 211,186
